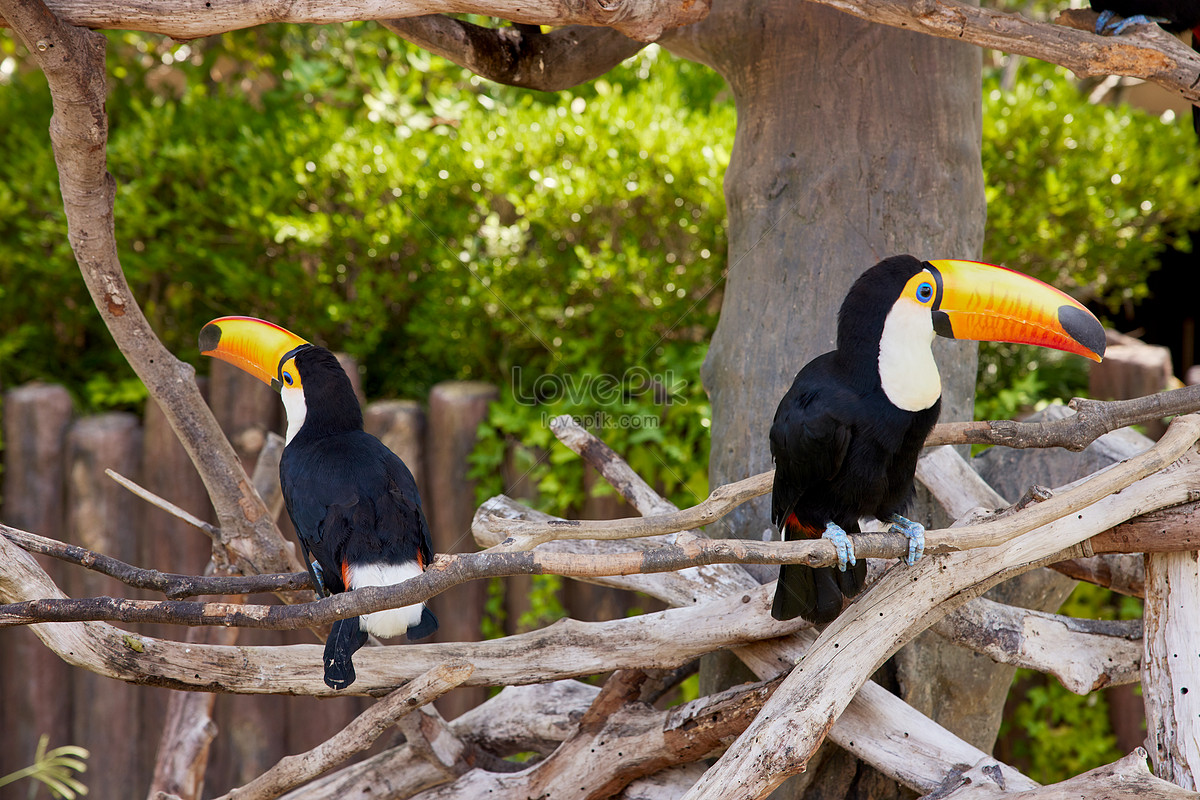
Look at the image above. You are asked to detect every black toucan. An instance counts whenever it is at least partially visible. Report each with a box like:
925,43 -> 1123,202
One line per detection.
200,316 -> 438,689
769,256 -> 1106,625
1089,1 -> 1200,137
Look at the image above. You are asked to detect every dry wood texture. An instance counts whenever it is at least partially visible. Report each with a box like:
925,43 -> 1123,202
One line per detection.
1143,551 -> 1200,790
681,415 -> 1200,800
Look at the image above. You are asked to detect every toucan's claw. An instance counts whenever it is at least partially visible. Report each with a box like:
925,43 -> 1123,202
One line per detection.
822,521 -> 855,572
1095,9 -> 1169,35
310,560 -> 325,589
888,513 -> 925,566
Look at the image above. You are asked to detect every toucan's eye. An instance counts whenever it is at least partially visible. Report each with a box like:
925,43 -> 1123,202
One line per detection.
283,372 -> 294,386
916,282 -> 934,303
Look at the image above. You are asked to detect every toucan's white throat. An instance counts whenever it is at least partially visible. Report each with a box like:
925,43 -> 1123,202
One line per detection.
877,298 -> 941,412
280,385 -> 307,445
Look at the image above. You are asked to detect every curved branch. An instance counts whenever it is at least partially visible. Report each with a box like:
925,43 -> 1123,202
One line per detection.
6,412 -> 1200,627
677,414 -> 1200,800
0,537 -> 807,695
484,410 -> 1200,553
802,0 -> 1200,105
0,0 -> 298,579
381,17 -> 645,91
932,597 -> 1142,695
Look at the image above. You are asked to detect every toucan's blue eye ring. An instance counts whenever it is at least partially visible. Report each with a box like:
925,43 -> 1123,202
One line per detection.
916,282 -> 934,303
283,372 -> 294,386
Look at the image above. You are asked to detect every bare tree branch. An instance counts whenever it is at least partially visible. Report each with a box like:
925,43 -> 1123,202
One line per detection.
551,415 -> 681,517
926,747 -> 1200,800
403,669 -> 786,800
482,407 -> 1200,555
680,414 -> 1200,800
799,0 -> 1200,105
932,597 -> 1142,695
1092,499 -> 1200,554
928,386 -> 1200,451
215,661 -> 474,800
1049,554 -> 1145,598
0,535 -> 809,695
0,524 -> 313,599
381,17 -> 645,91
6,408 -> 1200,628
106,470 -> 219,541
286,683 -> 594,799
0,0 -> 706,43
283,681 -> 599,797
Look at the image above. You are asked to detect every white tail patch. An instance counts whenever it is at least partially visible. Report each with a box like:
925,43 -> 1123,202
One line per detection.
345,561 -> 426,639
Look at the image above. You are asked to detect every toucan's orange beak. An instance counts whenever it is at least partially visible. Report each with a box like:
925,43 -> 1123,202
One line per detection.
925,259 -> 1105,362
199,316 -> 310,391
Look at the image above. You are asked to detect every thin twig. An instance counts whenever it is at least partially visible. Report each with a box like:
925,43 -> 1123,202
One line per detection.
0,525 -> 312,599
106,470 -> 219,541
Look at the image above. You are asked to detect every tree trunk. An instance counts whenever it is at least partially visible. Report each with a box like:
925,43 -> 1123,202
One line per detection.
667,1 -> 985,795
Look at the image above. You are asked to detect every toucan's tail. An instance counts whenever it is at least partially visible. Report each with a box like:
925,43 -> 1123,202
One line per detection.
323,616 -> 369,690
772,561 -> 867,624
407,606 -> 438,641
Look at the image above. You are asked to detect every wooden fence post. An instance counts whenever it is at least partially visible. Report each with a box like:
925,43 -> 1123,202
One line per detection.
65,412 -> 146,798
1143,550 -> 1200,790
141,388 -> 215,577
0,383 -> 74,784
426,380 -> 497,718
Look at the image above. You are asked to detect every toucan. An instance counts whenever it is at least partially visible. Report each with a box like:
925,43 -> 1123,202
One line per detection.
199,316 -> 438,689
1089,1 -> 1200,137
769,255 -> 1106,625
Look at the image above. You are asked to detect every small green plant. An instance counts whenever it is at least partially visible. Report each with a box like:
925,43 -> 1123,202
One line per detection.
0,736 -> 89,799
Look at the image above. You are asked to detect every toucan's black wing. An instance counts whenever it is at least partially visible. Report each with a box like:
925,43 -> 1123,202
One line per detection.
280,432 -> 432,592
768,354 -> 855,531
768,353 -> 867,623
376,444 -> 434,571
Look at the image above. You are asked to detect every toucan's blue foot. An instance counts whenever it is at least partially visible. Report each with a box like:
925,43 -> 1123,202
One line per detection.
888,513 -> 925,566
1095,9 -> 1169,35
822,521 -> 855,572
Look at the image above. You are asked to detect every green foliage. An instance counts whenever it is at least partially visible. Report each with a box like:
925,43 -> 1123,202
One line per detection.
0,736 -> 89,799
983,62 -> 1200,309
977,60 -> 1200,420
1004,678 -> 1120,782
